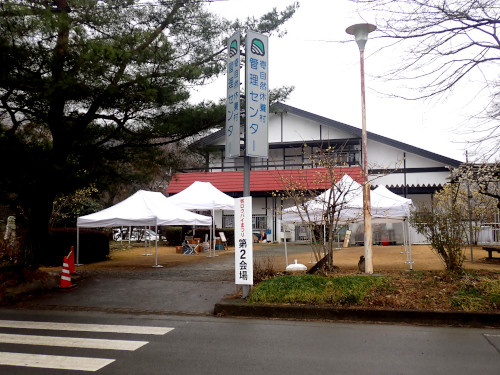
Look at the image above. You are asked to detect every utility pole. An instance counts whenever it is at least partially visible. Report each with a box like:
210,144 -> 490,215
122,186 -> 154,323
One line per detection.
346,23 -> 376,274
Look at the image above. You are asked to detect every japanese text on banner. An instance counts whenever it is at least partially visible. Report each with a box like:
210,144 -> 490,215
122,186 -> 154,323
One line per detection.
235,197 -> 253,285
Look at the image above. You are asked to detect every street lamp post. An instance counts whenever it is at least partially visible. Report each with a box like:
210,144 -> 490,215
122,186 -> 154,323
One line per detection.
346,23 -> 376,274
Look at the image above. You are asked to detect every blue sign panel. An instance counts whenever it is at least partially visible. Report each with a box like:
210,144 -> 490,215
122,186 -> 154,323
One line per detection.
245,30 -> 269,159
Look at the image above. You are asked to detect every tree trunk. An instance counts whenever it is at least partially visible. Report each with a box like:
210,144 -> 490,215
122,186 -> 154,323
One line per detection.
18,193 -> 55,269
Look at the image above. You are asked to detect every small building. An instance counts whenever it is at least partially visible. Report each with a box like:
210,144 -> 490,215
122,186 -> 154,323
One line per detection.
166,102 -> 461,244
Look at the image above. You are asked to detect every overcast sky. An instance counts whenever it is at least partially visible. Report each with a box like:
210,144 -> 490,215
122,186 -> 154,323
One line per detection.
189,0 -> 494,162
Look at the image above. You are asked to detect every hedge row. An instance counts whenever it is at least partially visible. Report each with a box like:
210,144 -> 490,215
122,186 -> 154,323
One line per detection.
42,228 -> 109,266
42,226 -> 235,266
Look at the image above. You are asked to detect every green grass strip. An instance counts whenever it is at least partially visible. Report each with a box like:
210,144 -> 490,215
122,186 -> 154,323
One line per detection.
248,274 -> 386,306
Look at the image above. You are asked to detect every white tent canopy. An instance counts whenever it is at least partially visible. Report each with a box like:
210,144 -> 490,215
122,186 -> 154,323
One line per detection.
76,190 -> 212,267
166,181 -> 235,257
282,175 -> 364,224
166,181 -> 235,210
282,175 -> 413,224
371,185 -> 413,222
77,190 -> 212,228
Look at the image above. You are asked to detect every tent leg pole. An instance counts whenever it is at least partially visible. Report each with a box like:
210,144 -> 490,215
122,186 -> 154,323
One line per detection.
408,221 -> 413,270
144,226 -> 152,256
406,222 -> 410,263
76,226 -> 82,266
213,209 -> 218,257
284,232 -> 288,267
207,216 -> 213,258
214,209 -> 216,257
404,220 -> 413,270
152,225 -> 163,268
401,221 -> 408,254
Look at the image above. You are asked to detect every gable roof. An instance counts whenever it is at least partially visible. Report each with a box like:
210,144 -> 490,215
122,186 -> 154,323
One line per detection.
193,102 -> 461,167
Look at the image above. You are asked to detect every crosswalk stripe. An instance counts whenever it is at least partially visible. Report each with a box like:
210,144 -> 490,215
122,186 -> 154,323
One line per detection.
0,352 -> 114,372
0,320 -> 173,335
0,333 -> 148,351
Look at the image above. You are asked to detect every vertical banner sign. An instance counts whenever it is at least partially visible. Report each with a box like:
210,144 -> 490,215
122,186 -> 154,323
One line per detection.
225,32 -> 241,158
235,197 -> 253,285
245,30 -> 269,158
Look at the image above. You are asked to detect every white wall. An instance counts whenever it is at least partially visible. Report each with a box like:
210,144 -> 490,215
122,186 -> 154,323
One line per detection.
367,140 -> 445,169
269,112 -> 354,143
367,140 -> 450,187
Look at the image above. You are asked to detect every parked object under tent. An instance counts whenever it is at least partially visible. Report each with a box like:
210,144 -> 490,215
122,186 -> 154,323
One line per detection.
76,190 -> 212,267
166,181 -> 235,257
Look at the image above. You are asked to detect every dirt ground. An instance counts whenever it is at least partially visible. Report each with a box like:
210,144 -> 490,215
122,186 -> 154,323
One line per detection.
74,242 -> 500,274
32,242 -> 500,312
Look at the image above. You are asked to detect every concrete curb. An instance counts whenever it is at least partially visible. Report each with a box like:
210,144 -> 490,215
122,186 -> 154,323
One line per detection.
3,277 -> 59,304
214,299 -> 500,327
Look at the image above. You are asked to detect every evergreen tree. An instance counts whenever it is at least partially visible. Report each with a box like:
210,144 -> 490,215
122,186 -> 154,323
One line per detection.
0,0 -> 298,267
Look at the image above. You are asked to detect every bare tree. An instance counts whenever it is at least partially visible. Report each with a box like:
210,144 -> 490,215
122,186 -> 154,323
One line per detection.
275,145 -> 363,272
352,0 -> 500,157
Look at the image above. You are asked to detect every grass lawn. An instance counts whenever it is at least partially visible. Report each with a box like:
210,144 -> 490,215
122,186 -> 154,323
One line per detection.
248,271 -> 500,312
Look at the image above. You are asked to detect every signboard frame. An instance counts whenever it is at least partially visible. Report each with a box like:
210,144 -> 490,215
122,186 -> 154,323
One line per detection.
225,31 -> 241,159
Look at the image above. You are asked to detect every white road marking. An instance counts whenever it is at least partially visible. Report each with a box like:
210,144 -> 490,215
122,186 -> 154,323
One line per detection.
0,333 -> 148,351
0,352 -> 114,372
0,320 -> 173,335
0,319 -> 175,371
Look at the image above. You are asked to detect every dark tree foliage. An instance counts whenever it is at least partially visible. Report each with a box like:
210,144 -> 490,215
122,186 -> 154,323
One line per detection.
0,0 -> 298,267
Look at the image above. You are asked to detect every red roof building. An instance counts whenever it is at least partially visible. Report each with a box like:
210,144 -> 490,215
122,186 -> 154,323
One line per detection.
167,167 -> 363,195
166,103 -> 461,244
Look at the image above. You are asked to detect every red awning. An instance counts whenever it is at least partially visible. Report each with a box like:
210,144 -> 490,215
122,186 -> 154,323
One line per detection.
166,167 -> 363,194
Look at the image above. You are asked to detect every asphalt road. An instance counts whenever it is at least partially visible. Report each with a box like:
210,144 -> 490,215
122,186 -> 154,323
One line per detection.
0,309 -> 499,375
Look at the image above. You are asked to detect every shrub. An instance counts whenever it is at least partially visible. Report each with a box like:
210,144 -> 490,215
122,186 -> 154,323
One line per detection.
410,184 -> 467,272
254,257 -> 277,283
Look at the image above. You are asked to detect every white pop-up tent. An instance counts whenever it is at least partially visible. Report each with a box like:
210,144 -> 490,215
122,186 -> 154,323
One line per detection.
282,175 -> 413,224
371,185 -> 414,268
281,175 -> 415,268
371,185 -> 413,222
166,181 -> 235,256
77,190 -> 212,267
281,175 -> 365,224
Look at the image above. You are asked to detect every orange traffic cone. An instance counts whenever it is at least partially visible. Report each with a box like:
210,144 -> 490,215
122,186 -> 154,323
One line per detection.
58,256 -> 77,290
67,246 -> 77,275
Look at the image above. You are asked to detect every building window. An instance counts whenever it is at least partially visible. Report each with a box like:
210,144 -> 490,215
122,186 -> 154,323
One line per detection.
223,215 -> 234,228
252,215 -> 267,230
224,214 -> 267,230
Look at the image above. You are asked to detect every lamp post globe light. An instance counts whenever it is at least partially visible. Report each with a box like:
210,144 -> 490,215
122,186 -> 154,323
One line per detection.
346,23 -> 376,274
